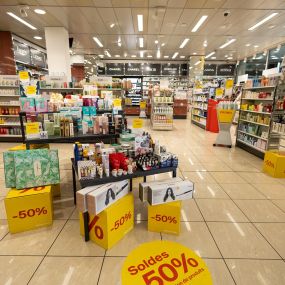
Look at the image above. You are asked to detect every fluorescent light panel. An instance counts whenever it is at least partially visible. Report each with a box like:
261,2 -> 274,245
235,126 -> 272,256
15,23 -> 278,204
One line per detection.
7,12 -> 37,30
219,39 -> 236,49
147,55 -> 152,58
140,51 -> 144,58
105,51 -> 111,57
179,38 -> 189,49
205,51 -> 215,59
139,37 -> 144,48
192,15 -> 208,32
137,15 -> 143,31
172,52 -> 179,59
93,37 -> 103,47
157,49 -> 161,58
248,13 -> 278,31
194,61 -> 201,65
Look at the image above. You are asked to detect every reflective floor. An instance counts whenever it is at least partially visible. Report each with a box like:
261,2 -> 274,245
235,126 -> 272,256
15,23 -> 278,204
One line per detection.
0,118 -> 285,284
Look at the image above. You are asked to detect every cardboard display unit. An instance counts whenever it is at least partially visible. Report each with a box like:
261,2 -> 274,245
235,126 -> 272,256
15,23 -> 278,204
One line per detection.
263,151 -> 285,178
147,180 -> 194,206
86,180 -> 129,215
5,186 -> 53,233
79,193 -> 134,249
148,201 -> 181,235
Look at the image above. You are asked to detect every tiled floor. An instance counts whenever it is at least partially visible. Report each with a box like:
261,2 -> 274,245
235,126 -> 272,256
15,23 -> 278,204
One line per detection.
1,118 -> 285,285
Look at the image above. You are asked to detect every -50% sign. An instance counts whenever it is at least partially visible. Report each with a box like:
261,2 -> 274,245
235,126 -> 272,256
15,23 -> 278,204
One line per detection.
122,241 -> 213,285
111,211 -> 132,231
151,215 -> 177,224
13,207 -> 47,219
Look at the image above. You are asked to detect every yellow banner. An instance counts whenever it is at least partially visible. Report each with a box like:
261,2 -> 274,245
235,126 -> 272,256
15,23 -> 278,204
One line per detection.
140,101 -> 146,109
225,79 -> 233,89
132,118 -> 143,129
113,98 -> 122,107
26,85 -> 37,95
19,71 -> 29,80
215,88 -> 224,98
26,122 -> 40,135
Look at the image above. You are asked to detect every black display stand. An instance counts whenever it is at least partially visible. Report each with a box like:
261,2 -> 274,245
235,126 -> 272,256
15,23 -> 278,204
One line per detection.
71,158 -> 177,241
19,111 -> 119,148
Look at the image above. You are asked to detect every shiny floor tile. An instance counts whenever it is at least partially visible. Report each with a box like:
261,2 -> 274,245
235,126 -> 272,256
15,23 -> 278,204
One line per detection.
161,222 -> 221,258
271,200 -> 285,212
29,257 -> 103,285
208,222 -> 280,259
196,199 -> 249,222
53,197 -> 75,220
255,223 -> 285,258
251,183 -> 285,199
181,199 -> 204,221
179,162 -> 207,172
210,172 -> 247,184
134,199 -> 148,221
182,171 -> 216,183
194,183 -> 229,199
48,220 -> 105,257
0,256 -> 43,285
201,162 -> 232,172
234,200 -> 285,222
0,219 -> 8,240
0,220 -> 65,255
226,259 -> 285,285
237,172 -> 276,184
220,183 -> 266,199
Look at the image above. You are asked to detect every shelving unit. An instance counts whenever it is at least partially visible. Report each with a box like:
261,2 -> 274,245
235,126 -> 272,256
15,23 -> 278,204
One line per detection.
236,84 -> 283,158
0,76 -> 22,141
191,88 -> 209,129
124,77 -> 142,115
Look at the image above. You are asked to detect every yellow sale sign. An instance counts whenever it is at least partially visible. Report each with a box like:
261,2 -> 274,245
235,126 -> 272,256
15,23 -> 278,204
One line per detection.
148,201 -> 181,235
26,122 -> 40,135
26,85 -> 37,95
113,98 -> 122,107
5,186 -> 53,233
19,71 -> 29,80
215,88 -> 224,98
133,118 -> 143,129
263,151 -> 285,178
140,101 -> 146,109
79,194 -> 134,249
122,240 -> 213,285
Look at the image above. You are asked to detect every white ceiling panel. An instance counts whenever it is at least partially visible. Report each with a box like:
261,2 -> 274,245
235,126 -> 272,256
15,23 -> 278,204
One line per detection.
97,8 -> 121,34
185,0 -> 207,9
93,0 -> 112,7
258,0 -> 285,9
55,0 -> 94,6
173,9 -> 200,35
130,0 -> 149,7
149,0 -> 168,7
160,8 -> 183,34
203,0 -> 226,9
111,0 -> 131,7
147,7 -> 165,34
168,0 -> 187,8
114,8 -> 134,34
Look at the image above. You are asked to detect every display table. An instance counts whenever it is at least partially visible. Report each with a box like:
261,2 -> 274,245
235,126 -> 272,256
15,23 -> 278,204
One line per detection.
71,158 -> 177,241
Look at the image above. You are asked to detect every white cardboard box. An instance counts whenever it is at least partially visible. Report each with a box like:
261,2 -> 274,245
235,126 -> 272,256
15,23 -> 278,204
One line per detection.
147,180 -> 194,206
86,180 -> 129,214
139,177 -> 182,202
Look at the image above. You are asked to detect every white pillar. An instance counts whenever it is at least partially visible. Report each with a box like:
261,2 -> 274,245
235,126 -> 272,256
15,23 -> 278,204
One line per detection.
44,27 -> 71,81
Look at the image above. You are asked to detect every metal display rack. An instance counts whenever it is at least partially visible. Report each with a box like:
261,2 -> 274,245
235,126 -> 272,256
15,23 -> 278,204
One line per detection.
191,88 -> 209,129
236,84 -> 281,158
71,158 -> 177,241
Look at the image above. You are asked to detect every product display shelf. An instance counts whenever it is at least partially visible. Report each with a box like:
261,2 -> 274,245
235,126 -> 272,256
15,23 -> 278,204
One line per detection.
0,83 -> 21,141
40,87 -> 83,91
71,158 -> 177,241
191,89 -> 209,129
236,84 -> 283,158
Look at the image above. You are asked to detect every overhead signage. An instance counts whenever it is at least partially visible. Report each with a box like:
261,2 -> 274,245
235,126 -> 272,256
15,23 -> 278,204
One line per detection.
161,64 -> 179,76
106,63 -> 124,75
13,40 -> 30,64
180,64 -> 189,76
203,64 -> 217,76
97,66 -> 105,75
125,63 -> 142,76
30,48 -> 46,68
143,64 -> 161,76
217,64 -> 235,76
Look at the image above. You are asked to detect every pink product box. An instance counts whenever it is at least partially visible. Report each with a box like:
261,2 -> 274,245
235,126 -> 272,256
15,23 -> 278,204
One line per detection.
19,97 -> 35,112
35,98 -> 48,112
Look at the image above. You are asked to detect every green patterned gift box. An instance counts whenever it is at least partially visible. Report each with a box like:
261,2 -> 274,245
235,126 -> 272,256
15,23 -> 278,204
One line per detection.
3,152 -> 16,188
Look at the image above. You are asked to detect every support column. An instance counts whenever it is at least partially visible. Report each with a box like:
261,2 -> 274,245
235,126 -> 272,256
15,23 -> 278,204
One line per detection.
0,31 -> 16,75
44,27 -> 71,81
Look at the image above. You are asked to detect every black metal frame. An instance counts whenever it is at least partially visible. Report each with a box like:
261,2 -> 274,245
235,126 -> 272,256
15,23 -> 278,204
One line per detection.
71,158 -> 177,241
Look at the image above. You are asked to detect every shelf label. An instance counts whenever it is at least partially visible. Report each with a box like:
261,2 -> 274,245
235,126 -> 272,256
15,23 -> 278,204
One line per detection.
133,118 -> 143,129
121,240 -> 213,285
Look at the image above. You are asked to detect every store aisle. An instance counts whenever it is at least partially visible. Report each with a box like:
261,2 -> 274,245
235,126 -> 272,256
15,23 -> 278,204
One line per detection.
0,118 -> 285,285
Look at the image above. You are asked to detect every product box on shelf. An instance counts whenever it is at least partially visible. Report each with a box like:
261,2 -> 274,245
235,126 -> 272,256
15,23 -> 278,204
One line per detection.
148,201 -> 181,235
78,160 -> 97,180
139,177 -> 182,202
263,151 -> 285,178
147,180 -> 194,206
19,97 -> 35,112
86,180 -> 129,215
35,97 -> 48,112
79,193 -> 134,249
4,186 -> 53,233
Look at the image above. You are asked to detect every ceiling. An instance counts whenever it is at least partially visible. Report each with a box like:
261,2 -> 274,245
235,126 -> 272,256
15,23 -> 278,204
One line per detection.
1,0 -> 285,63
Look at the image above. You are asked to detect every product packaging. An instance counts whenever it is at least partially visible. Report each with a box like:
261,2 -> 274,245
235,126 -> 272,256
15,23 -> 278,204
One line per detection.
78,160 -> 96,180
86,180 -> 129,214
35,97 -> 48,112
147,180 -> 194,206
19,97 -> 35,112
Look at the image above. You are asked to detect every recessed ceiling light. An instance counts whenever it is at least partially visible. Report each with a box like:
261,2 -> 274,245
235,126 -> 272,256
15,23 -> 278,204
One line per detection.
244,58 -> 247,63
245,43 -> 251,47
7,12 -> 37,30
161,43 -> 165,47
211,56 -> 216,59
205,51 -> 215,59
99,55 -> 104,58
164,55 -> 169,58
93,37 -> 103,47
34,9 -> 46,15
172,52 -> 179,59
180,55 -> 185,58
140,51 -> 144,58
155,40 -> 158,44
137,15 -> 143,32
254,45 -> 259,48
189,66 -> 193,69
225,55 -> 228,58
179,38 -> 190,49
203,40 -> 207,47
33,36 -> 42,40
139,37 -> 144,48
131,55 -> 137,58
105,51 -> 111,57
193,52 -> 197,55
191,15 -> 208,32
147,55 -> 153,58
110,23 -> 115,28
248,13 -> 278,31
124,52 -> 127,57
157,49 -> 161,58
115,55 -> 120,57
118,37 -> 122,47
219,38 -> 236,49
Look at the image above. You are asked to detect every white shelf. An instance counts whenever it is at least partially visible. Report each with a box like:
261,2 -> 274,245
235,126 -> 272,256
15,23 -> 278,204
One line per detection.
243,86 -> 275,90
0,115 -> 19,117
192,106 -> 207,110
0,134 -> 21,137
237,139 -> 266,153
241,98 -> 273,101
238,130 -> 268,141
0,123 -> 21,127
192,114 -> 207,118
240,109 -> 271,115
239,119 -> 269,127
0,94 -> 20,97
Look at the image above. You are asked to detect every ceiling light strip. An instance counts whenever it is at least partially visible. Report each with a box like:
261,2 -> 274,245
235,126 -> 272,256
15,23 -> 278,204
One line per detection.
139,37 -> 144,48
179,38 -> 190,49
172,52 -> 179,59
248,13 -> 278,31
137,15 -> 143,32
93,37 -> 103,47
7,12 -> 37,30
192,15 -> 208,32
219,39 -> 236,49
205,51 -> 215,59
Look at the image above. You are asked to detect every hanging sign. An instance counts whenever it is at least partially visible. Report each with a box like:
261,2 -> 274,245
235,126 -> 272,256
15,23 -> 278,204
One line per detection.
180,64 -> 189,76
215,88 -> 224,98
26,85 -> 37,96
19,71 -> 29,81
132,118 -> 143,129
161,64 -> 179,76
125,63 -> 143,76
13,40 -> 31,64
30,48 -> 46,68
97,66 -> 106,75
225,79 -> 234,89
113,98 -> 122,108
26,122 -> 40,138
106,63 -> 124,75
217,64 -> 235,76
121,240 -> 213,285
143,64 -> 161,76
203,64 -> 217,76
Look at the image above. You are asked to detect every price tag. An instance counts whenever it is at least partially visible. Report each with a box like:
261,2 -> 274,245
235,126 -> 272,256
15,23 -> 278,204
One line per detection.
122,240 -> 213,285
113,98 -> 122,107
26,85 -> 37,96
133,118 -> 143,129
19,71 -> 29,80
26,122 -> 40,136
